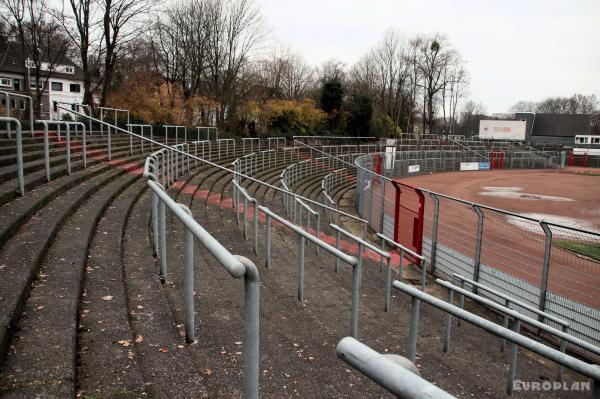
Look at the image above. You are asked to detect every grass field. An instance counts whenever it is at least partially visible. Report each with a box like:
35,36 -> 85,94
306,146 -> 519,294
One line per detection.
555,240 -> 600,262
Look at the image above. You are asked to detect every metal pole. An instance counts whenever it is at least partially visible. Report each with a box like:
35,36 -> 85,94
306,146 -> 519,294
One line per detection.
183,218 -> 195,343
407,296 -> 420,363
152,192 -> 159,256
384,258 -> 392,312
107,125 -> 112,161
472,205 -> 484,290
443,289 -> 453,353
506,319 -> 521,395
66,124 -> 71,174
243,197 -> 248,240
298,236 -> 305,303
43,123 -> 50,181
429,193 -> 440,274
335,230 -> 341,273
244,263 -> 260,399
253,201 -> 258,256
158,199 -> 167,282
265,214 -> 271,268
539,222 -> 552,322
351,245 -> 363,338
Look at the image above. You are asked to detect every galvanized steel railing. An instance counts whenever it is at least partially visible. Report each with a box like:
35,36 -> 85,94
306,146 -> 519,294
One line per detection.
1,91 -> 34,138
36,120 -> 88,180
1,117 -> 24,195
394,280 -> 600,397
127,123 -> 153,153
336,337 -> 455,399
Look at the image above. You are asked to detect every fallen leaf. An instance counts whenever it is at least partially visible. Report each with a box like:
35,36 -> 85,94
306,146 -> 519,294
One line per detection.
159,348 -> 169,353
118,340 -> 131,347
177,345 -> 184,349
201,368 -> 213,376
234,341 -> 242,346
101,295 -> 113,301
134,335 -> 143,343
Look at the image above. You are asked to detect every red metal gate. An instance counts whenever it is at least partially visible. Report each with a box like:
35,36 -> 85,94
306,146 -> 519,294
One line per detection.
490,151 -> 505,169
391,181 -> 424,264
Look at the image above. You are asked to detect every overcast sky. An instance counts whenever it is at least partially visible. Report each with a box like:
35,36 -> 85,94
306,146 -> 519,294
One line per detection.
257,0 -> 600,113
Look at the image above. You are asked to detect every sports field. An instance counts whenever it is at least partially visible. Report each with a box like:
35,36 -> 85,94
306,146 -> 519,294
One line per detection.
396,168 -> 600,309
400,168 -> 600,231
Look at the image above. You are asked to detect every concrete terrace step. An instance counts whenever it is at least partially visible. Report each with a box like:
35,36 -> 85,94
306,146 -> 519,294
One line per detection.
0,143 -> 150,206
0,170 -> 141,397
77,179 -> 147,397
0,162 -> 143,370
121,190 -> 206,398
0,154 -> 146,249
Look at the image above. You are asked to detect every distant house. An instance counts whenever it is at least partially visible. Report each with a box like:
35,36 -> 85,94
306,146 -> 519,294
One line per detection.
0,41 -> 86,120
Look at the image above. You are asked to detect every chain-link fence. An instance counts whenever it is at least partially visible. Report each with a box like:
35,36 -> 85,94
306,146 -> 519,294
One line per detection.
355,151 -> 600,360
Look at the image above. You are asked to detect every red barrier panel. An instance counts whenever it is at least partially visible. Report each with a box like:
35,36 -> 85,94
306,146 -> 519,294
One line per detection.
391,180 -> 424,264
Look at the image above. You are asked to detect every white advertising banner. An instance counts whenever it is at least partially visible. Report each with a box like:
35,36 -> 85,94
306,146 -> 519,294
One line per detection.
408,164 -> 420,173
479,120 -> 527,141
460,162 -> 479,171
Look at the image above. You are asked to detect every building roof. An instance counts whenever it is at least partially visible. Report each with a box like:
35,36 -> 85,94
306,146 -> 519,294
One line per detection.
0,41 -> 84,81
515,112 -> 591,137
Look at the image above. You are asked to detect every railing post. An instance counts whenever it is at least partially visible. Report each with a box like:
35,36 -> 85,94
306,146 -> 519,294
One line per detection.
335,230 -> 341,273
298,236 -> 305,303
407,296 -> 420,363
242,259 -> 260,399
506,319 -> 521,395
315,214 -> 320,255
152,191 -> 159,256
539,222 -> 552,323
243,197 -> 248,240
556,325 -> 568,381
265,214 -> 271,268
158,198 -> 167,282
82,124 -> 87,168
107,125 -> 112,161
64,124 -> 72,174
180,205 -> 195,344
471,205 -> 484,291
253,201 -> 258,256
384,258 -> 392,312
443,289 -> 453,353
351,245 -> 363,338
42,123 -> 50,181
429,193 -> 440,274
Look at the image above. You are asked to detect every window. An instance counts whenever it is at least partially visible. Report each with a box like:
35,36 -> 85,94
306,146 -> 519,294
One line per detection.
69,83 -> 81,93
14,79 -> 20,91
0,77 -> 12,88
20,100 -> 25,110
64,66 -> 74,74
11,99 -> 16,109
53,101 -> 58,113
593,138 -> 600,144
51,81 -> 63,91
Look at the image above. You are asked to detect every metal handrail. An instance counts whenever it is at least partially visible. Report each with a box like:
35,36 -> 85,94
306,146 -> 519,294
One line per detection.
336,337 -> 455,399
393,280 -> 600,396
436,279 -> 600,357
259,205 -> 366,338
217,138 -> 235,159
146,179 -> 259,398
127,123 -> 153,152
1,91 -> 34,137
196,126 -> 218,140
376,233 -> 427,294
0,117 -> 24,195
242,137 -> 260,154
232,179 -> 259,255
163,125 -> 186,146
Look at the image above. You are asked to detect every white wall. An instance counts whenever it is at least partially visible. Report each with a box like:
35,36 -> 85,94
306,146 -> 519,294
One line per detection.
47,77 -> 85,119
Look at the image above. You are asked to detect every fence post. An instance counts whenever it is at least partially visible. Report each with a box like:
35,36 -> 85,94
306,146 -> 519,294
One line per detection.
407,296 -> 420,363
507,319 -> 521,395
152,191 -> 159,256
429,193 -> 440,275
443,289 -> 453,353
538,222 -> 552,323
180,204 -> 195,344
66,124 -> 71,174
243,197 -> 248,240
335,230 -> 341,273
253,201 -> 258,256
265,214 -> 271,268
350,255 -> 362,339
158,198 -> 167,282
379,179 -> 386,234
298,236 -> 305,303
471,205 -> 484,292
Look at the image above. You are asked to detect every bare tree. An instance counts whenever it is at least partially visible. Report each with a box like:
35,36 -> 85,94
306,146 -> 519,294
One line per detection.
51,0 -> 101,109
100,0 -> 153,107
